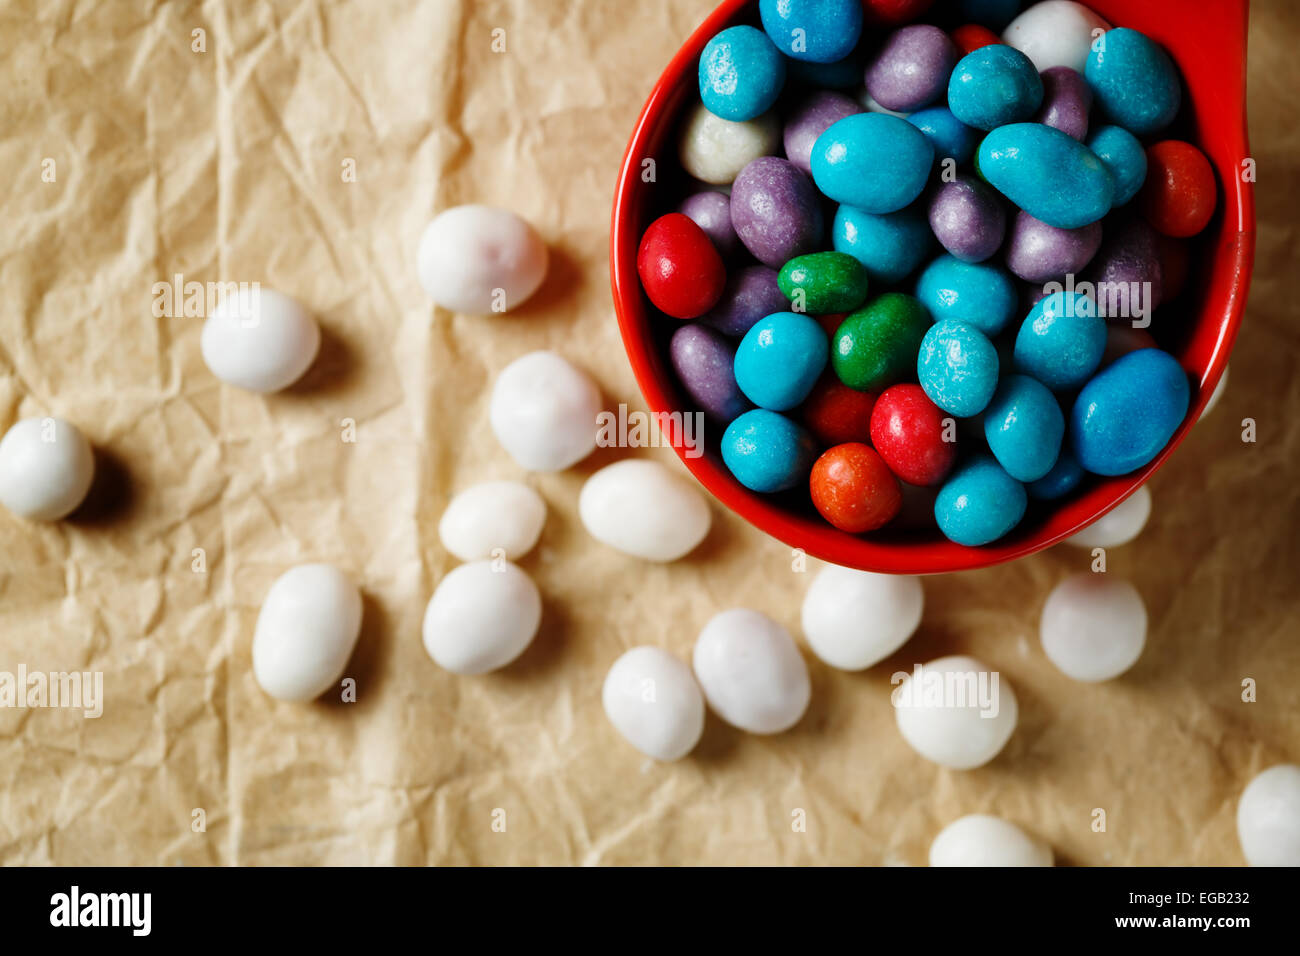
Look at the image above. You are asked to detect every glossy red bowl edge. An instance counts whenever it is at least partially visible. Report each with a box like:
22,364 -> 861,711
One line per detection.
610,0 -> 1255,575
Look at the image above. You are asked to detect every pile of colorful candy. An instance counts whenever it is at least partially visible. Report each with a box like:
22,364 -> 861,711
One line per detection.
635,0 -> 1218,546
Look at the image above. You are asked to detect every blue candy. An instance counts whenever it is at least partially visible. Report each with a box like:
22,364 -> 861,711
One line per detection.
983,374 -> 1065,482
917,319 -> 999,417
978,123 -> 1115,229
1013,290 -> 1105,390
832,203 -> 932,285
934,454 -> 1027,546
947,44 -> 1043,131
1085,28 -> 1181,136
1071,348 -> 1190,476
905,107 -> 979,166
1087,125 -> 1148,207
733,311 -> 829,411
811,113 -> 934,214
915,255 -> 1018,336
759,0 -> 862,64
699,26 -> 786,122
722,408 -> 818,493
1027,450 -> 1084,500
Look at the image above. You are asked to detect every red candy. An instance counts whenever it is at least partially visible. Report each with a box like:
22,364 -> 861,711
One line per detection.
1155,234 -> 1190,303
636,213 -> 725,319
816,312 -> 846,338
802,375 -> 877,446
861,0 -> 935,26
810,443 -> 901,533
1138,141 -> 1217,238
869,384 -> 957,487
951,24 -> 1001,55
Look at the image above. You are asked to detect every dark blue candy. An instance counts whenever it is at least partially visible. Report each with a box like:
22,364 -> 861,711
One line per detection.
934,454 -> 1027,546
1071,348 -> 1190,476
722,408 -> 818,492
1027,449 -> 1084,500
983,374 -> 1065,482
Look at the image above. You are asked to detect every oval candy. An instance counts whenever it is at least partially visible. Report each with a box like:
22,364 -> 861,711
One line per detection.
1071,348 -> 1189,475
978,122 -> 1114,229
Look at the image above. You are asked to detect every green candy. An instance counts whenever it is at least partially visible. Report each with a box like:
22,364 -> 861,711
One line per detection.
832,292 -> 930,391
777,252 -> 870,315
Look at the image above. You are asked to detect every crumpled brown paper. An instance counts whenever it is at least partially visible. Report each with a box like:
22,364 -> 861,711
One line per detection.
0,0 -> 1295,866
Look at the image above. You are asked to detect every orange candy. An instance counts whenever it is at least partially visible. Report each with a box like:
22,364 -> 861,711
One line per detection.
810,443 -> 901,533
1139,141 -> 1217,238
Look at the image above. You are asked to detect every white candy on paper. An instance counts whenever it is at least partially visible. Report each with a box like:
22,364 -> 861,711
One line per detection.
0,417 -> 95,521
579,459 -> 710,562
678,102 -> 780,185
602,646 -> 705,761
1002,0 -> 1110,73
252,564 -> 363,702
200,286 -> 320,392
894,655 -> 1018,770
1040,573 -> 1146,682
1237,764 -> 1300,867
693,608 -> 810,735
416,205 -> 548,315
1066,484 -> 1151,549
490,350 -> 602,472
422,559 -> 541,675
438,480 -> 546,562
930,814 -> 1053,867
801,565 -> 923,671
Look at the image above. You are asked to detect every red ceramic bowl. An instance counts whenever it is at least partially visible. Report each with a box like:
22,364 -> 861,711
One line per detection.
610,0 -> 1254,574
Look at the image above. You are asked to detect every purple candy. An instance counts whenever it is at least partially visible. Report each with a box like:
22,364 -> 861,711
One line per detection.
1083,218 -> 1163,323
670,324 -> 751,421
1005,210 -> 1103,283
730,157 -> 825,268
1032,67 -> 1092,142
783,91 -> 864,175
701,265 -> 787,337
865,25 -> 957,113
927,175 -> 1007,263
678,190 -> 740,259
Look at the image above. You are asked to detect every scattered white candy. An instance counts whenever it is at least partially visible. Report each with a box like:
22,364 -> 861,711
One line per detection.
0,417 -> 95,521
893,655 -> 1018,770
439,480 -> 546,562
1040,573 -> 1146,682
801,565 -> 923,671
930,815 -> 1053,867
422,559 -> 541,675
1202,364 -> 1229,418
490,351 -> 601,472
678,102 -> 780,185
602,646 -> 705,761
1237,764 -> 1300,867
252,564 -> 363,702
416,205 -> 548,315
693,608 -> 811,734
579,459 -> 710,562
1002,0 -> 1111,73
1065,484 -> 1151,549
200,286 -> 320,392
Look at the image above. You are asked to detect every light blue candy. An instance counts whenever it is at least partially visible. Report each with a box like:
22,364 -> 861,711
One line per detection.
722,408 -> 818,493
734,311 -> 829,411
1087,125 -> 1148,207
1013,290 -> 1105,390
978,123 -> 1115,229
917,319 -> 999,417
906,107 -> 979,166
1071,348 -> 1190,476
699,26 -> 786,122
1027,450 -> 1083,500
915,255 -> 1017,336
832,204 -> 932,285
934,454 -> 1027,546
759,0 -> 862,64
811,113 -> 934,214
983,374 -> 1065,482
1085,28 -> 1181,136
947,44 -> 1043,131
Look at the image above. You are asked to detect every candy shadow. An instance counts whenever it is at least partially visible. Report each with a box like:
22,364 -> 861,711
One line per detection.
283,324 -> 357,396
317,592 -> 391,712
66,447 -> 137,527
513,244 -> 583,318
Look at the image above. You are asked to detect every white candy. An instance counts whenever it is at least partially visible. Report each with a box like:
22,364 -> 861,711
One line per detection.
693,608 -> 810,735
894,655 -> 1018,770
1065,484 -> 1150,548
579,459 -> 710,562
0,417 -> 95,521
930,815 -> 1053,867
1002,0 -> 1110,73
1040,573 -> 1146,682
602,646 -> 705,761
252,564 -> 363,702
200,286 -> 320,392
1202,364 -> 1229,419
801,565 -> 923,671
678,102 -> 780,185
1237,764 -> 1300,867
422,560 -> 541,675
438,480 -> 545,562
490,351 -> 601,472
416,205 -> 548,315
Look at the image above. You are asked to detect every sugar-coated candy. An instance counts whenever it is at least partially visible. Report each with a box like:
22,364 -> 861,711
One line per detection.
636,213 -> 726,319
201,286 -> 320,392
934,454 -> 1026,546
947,44 -> 1043,130
869,384 -> 958,486
490,350 -> 601,471
678,190 -> 740,258
894,654 -> 1019,767
809,443 -> 901,532
1002,0 -> 1110,73
422,560 -> 541,675
1065,483 -> 1150,547
1032,66 -> 1092,141
801,565 -> 923,671
1082,218 -> 1162,320
693,608 -> 811,734
833,293 -> 931,391
734,311 -> 829,411
0,417 -> 95,521
678,102 -> 780,185
759,0 -> 862,64
810,113 -> 934,214
905,107 -> 979,166
698,25 -> 786,122
1004,210 -> 1101,283
978,123 -> 1114,228
1071,349 -> 1189,476
783,91 -> 863,174
927,175 -> 1006,263
1040,573 -> 1146,681
951,23 -> 1002,56
930,815 -> 1053,867
832,203 -> 933,284
778,251 -> 870,314
253,564 -> 362,702
984,374 -> 1065,482
1139,140 -> 1216,238
703,265 -> 787,337
670,324 -> 751,421
1087,125 -> 1148,207
602,647 -> 705,761
1086,28 -> 1181,136
801,376 -> 876,446
865,25 -> 958,112
439,480 -> 546,562
1013,290 -> 1105,390
1237,764 -> 1300,867
722,408 -> 818,492
731,157 -> 826,267
579,459 -> 711,562
1027,449 -> 1083,499
915,254 -> 1018,336
917,319 -> 1000,417
416,206 -> 549,316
